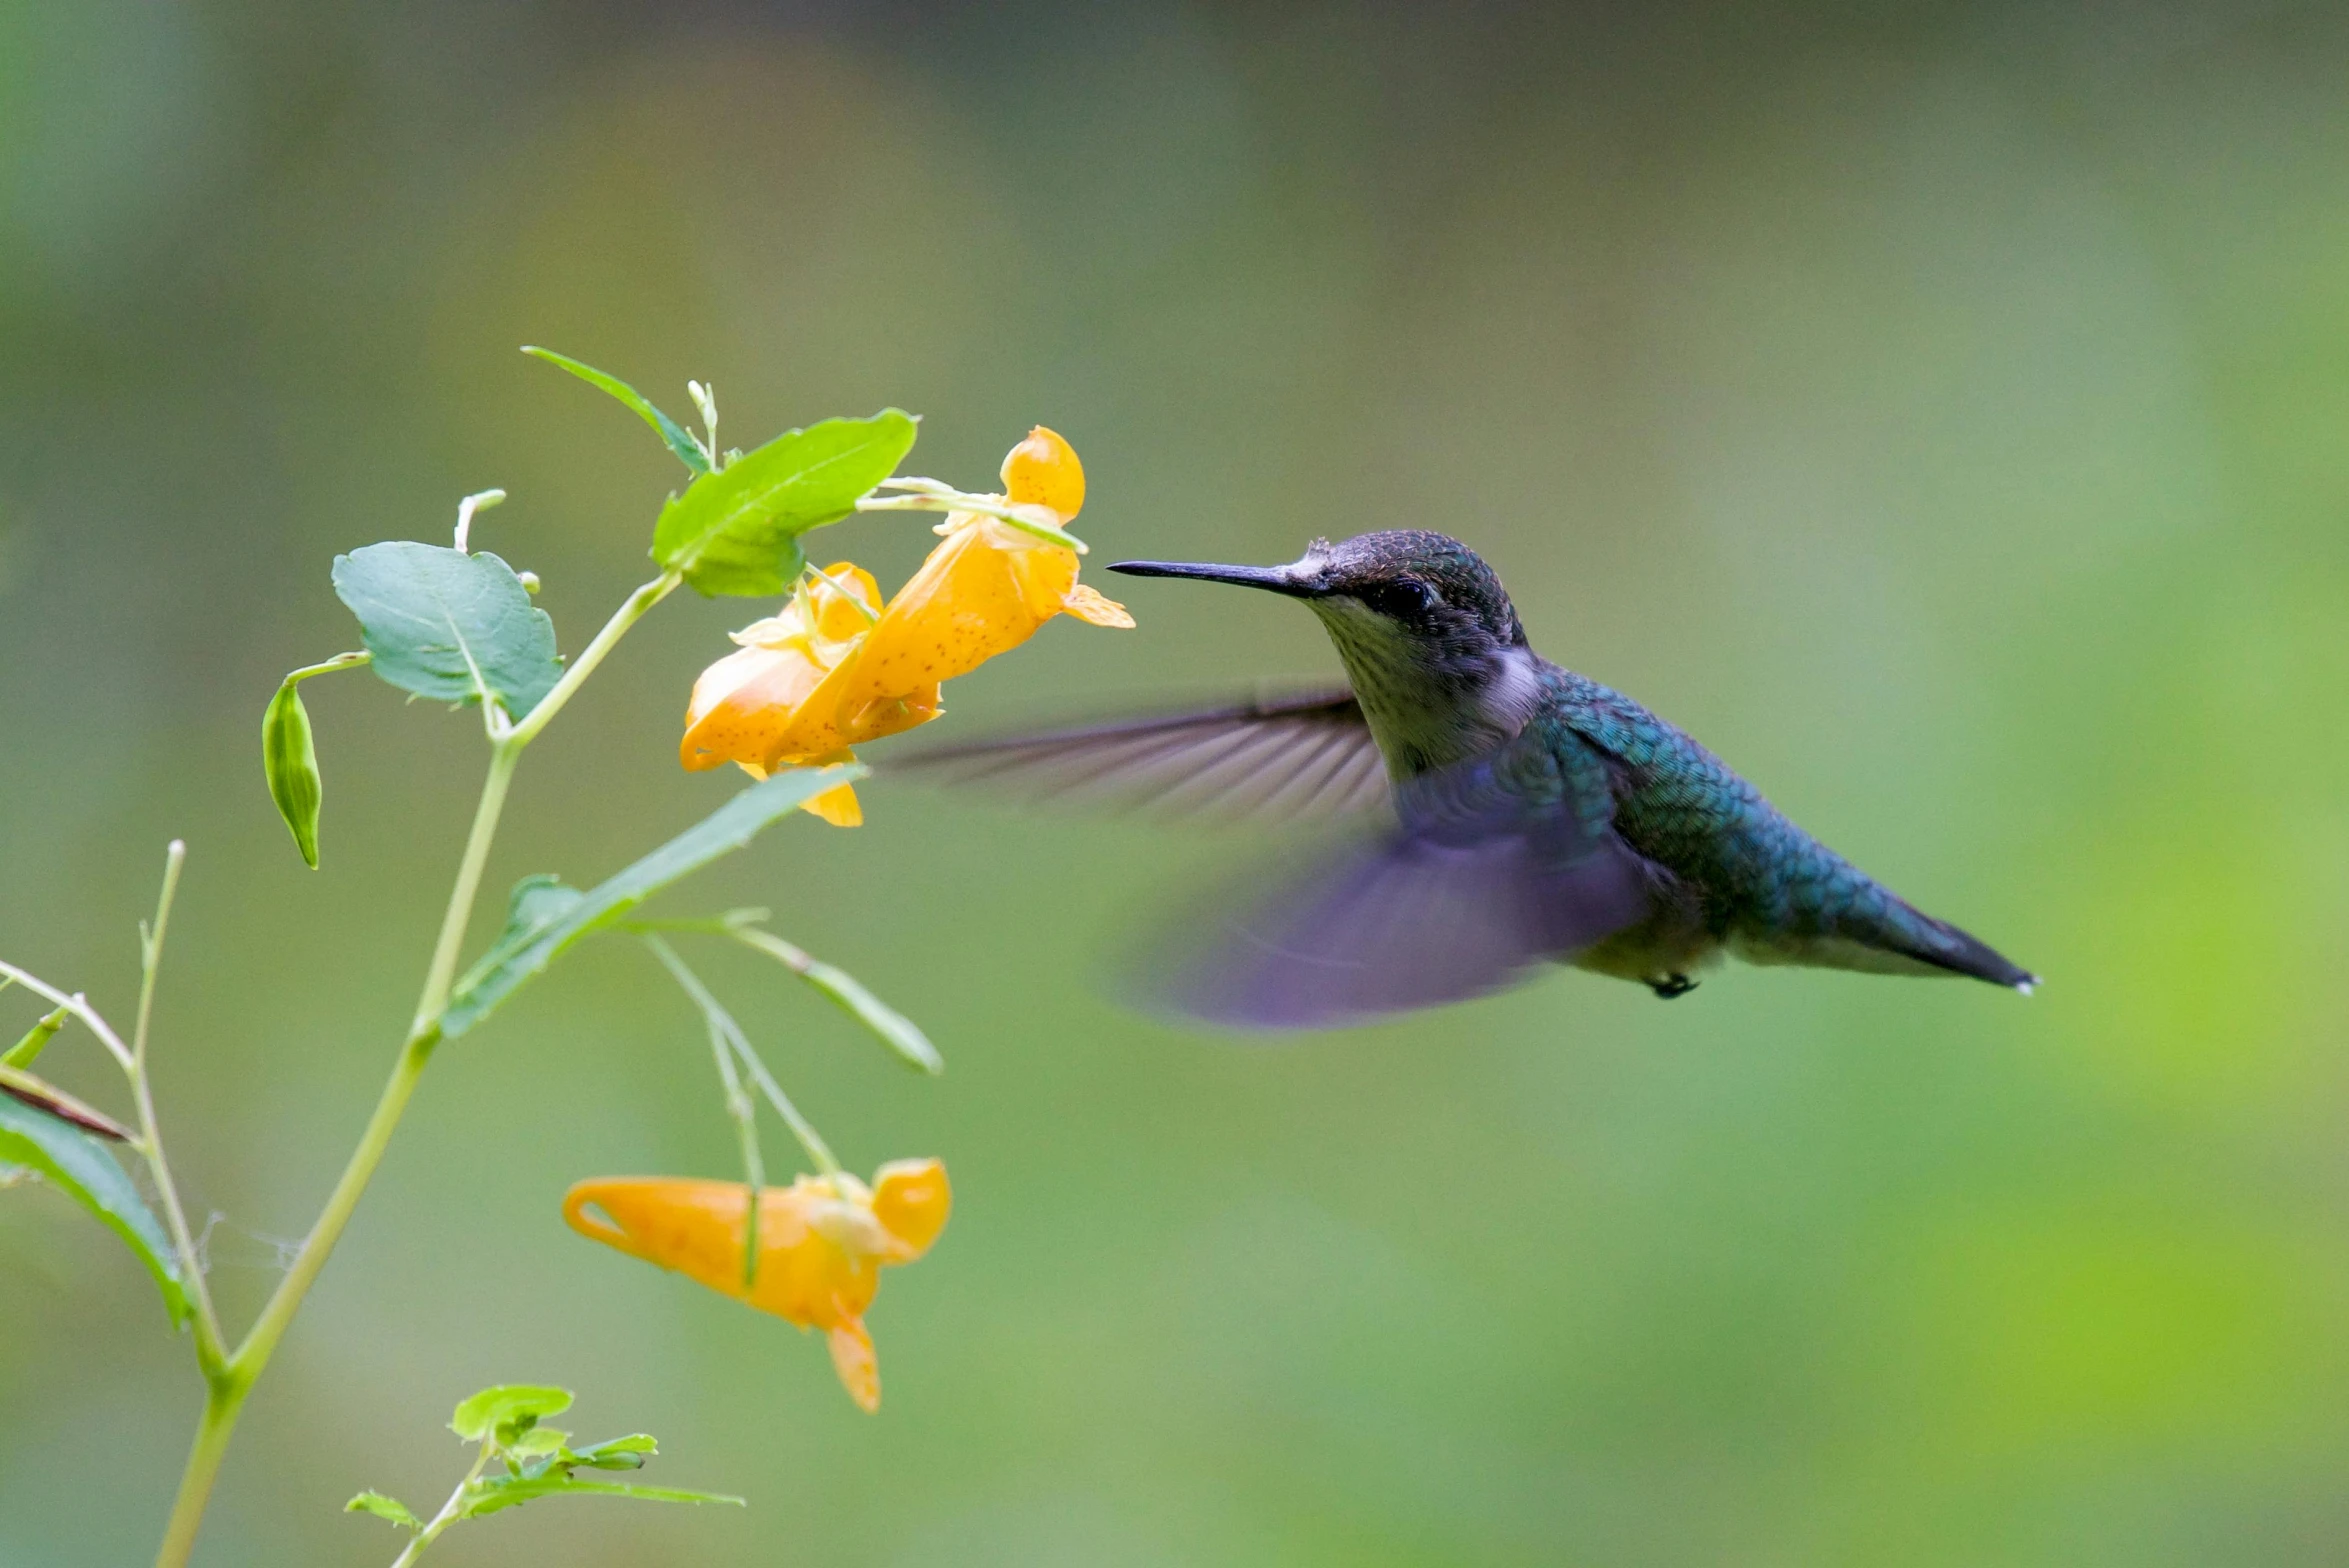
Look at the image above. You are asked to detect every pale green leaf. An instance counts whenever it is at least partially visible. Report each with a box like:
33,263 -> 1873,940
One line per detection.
450,1384 -> 573,1442
438,766 -> 864,1039
333,543 -> 562,719
0,1065 -> 135,1141
505,1425 -> 570,1458
523,347 -> 711,474
652,411 -> 916,597
571,1434 -> 656,1470
345,1491 -> 423,1530
466,1475 -> 744,1517
0,1092 -> 190,1327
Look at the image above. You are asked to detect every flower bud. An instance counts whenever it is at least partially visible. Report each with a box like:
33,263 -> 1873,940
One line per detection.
263,677 -> 325,869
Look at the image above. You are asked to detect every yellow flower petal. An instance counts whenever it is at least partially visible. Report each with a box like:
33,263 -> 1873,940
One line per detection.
680,643 -> 830,772
680,563 -> 915,784
1060,581 -> 1135,628
871,1157 -> 952,1261
827,1321 -> 881,1412
564,1164 -> 947,1411
804,779 -> 863,827
1000,425 -> 1085,520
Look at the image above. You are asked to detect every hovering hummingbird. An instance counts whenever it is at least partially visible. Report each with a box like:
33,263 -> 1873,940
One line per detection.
896,530 -> 2036,1029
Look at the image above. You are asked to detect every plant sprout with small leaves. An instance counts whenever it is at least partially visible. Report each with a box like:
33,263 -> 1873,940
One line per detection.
0,348 -> 1132,1566
346,1384 -> 739,1568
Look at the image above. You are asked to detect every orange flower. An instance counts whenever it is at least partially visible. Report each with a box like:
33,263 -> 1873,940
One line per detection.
826,427 -> 1132,731
679,428 -> 1132,822
677,564 -> 934,825
563,1160 -> 950,1412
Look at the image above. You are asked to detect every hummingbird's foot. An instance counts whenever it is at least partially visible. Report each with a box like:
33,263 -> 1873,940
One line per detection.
1648,974 -> 1698,1000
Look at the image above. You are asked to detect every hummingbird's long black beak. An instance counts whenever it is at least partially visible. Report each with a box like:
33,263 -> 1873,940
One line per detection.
1107,560 -> 1321,597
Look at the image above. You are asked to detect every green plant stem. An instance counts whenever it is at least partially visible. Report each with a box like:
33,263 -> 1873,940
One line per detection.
153,1384 -> 239,1568
643,936 -> 765,1286
409,745 -> 522,1038
152,573 -> 677,1565
506,571 -> 679,748
125,841 -> 228,1369
151,743 -> 512,1565
389,1438 -> 498,1568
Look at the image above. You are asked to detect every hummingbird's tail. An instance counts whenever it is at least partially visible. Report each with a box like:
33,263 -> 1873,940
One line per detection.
1732,870 -> 2039,993
1884,910 -> 2039,993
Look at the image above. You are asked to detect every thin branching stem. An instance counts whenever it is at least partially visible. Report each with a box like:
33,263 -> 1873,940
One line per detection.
505,570 -> 681,749
389,1437 -> 498,1568
644,936 -> 766,1285
729,1029 -> 841,1179
123,842 -> 228,1367
0,965 -> 132,1073
645,940 -> 839,1178
154,569 -> 678,1567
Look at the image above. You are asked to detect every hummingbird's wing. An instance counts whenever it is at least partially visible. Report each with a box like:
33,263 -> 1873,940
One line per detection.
879,688 -> 1389,822
1138,725 -> 1655,1029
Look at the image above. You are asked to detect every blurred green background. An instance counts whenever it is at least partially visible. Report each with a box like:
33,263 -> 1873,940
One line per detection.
4,2 -> 2348,1563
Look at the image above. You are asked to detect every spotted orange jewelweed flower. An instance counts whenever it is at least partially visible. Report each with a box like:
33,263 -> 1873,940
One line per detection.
563,1160 -> 949,1412
678,427 -> 1131,823
826,426 -> 1132,729
678,564 -> 928,825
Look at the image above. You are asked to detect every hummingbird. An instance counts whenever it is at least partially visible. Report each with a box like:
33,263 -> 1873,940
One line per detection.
896,529 -> 2036,1029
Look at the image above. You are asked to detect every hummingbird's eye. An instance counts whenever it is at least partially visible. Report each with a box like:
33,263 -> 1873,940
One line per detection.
1360,579 -> 1437,617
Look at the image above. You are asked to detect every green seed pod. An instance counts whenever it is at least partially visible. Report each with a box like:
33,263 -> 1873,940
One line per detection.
264,676 -> 325,868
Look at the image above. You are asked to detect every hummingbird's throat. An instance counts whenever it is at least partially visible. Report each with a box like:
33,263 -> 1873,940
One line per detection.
1309,597 -> 1540,777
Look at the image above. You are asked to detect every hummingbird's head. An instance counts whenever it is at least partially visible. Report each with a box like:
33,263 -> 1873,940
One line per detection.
1109,530 -> 1538,774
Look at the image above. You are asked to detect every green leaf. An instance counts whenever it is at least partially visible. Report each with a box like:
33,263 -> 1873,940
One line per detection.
450,1384 -> 573,1442
652,411 -> 917,597
333,543 -> 563,720
506,1424 -> 571,1458
571,1434 -> 656,1470
262,678 -> 324,869
439,765 -> 864,1039
735,929 -> 941,1074
344,1491 -> 422,1530
479,873 -> 588,959
523,347 -> 712,474
0,1065 -> 135,1141
0,1092 -> 190,1327
466,1475 -> 744,1517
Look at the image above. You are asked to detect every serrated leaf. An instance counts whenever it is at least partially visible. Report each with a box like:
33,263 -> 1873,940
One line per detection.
262,678 -> 325,868
438,765 -> 863,1039
344,1491 -> 423,1530
652,411 -> 916,597
523,347 -> 711,474
333,543 -> 563,719
0,1092 -> 189,1327
450,1384 -> 573,1442
465,1475 -> 744,1517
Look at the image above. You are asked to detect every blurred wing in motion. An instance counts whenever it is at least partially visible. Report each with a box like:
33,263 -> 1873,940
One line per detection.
1135,730 -> 1656,1030
881,688 -> 1389,822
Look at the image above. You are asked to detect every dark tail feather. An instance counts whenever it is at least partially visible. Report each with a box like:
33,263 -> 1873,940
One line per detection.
1892,911 -> 2039,993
